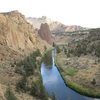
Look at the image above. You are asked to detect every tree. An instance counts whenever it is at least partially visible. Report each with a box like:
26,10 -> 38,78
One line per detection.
44,46 -> 47,51
5,86 -> 17,100
43,51 -> 52,68
91,78 -> 96,85
56,46 -> 61,53
64,48 -> 67,54
53,42 -> 56,47
16,76 -> 28,92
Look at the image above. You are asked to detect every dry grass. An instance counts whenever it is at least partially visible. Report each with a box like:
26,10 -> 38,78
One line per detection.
55,52 -> 100,97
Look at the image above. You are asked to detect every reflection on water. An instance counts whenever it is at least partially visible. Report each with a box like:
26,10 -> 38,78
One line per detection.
41,51 -> 100,100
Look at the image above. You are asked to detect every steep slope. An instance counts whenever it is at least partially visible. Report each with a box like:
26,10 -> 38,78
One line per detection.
0,11 -> 50,54
27,16 -> 87,33
0,11 -> 51,100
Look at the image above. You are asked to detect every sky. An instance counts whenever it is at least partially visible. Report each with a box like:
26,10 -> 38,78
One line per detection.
0,0 -> 100,28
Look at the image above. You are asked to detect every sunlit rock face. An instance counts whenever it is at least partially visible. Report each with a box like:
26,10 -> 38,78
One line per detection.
38,23 -> 52,44
0,11 -> 51,54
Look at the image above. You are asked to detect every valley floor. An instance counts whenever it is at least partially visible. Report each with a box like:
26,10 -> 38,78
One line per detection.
55,51 -> 100,98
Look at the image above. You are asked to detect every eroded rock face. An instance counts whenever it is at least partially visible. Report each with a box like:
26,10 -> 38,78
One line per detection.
38,23 -> 52,44
0,11 -> 50,54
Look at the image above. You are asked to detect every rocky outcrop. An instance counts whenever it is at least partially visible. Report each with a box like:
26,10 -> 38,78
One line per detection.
27,16 -> 87,33
38,23 -> 52,44
0,11 -> 50,54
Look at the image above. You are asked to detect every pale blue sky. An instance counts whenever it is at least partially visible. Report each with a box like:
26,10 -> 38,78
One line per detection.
0,0 -> 100,28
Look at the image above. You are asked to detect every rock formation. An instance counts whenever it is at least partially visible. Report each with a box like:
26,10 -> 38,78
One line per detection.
0,11 -> 50,54
38,23 -> 52,44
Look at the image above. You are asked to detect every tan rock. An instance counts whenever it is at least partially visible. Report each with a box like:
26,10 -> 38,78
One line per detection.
0,11 -> 51,55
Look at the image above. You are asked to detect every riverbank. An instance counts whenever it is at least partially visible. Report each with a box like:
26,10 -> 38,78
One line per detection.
15,49 -> 55,100
55,52 -> 100,98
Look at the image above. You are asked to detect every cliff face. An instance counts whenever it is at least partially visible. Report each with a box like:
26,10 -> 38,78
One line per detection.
27,16 -> 87,33
0,11 -> 50,54
38,23 -> 52,44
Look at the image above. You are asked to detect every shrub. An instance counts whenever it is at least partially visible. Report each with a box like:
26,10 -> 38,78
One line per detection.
16,50 -> 41,76
30,80 -> 48,100
16,76 -> 29,92
53,42 -> 56,47
56,46 -> 61,53
5,86 -> 17,100
43,51 -> 52,67
64,68 -> 78,76
44,46 -> 47,51
91,78 -> 96,85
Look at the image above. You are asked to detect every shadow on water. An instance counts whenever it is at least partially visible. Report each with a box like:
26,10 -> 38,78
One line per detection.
41,51 -> 100,100
43,51 -> 53,69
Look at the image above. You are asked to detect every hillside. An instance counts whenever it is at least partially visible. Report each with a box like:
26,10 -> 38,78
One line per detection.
55,28 -> 100,98
0,11 -> 51,100
26,16 -> 87,33
0,11 -> 50,54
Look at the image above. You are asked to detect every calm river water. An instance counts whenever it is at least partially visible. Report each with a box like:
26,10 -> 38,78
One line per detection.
41,51 -> 100,100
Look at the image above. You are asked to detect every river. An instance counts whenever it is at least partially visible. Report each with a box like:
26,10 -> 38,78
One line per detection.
41,51 -> 100,100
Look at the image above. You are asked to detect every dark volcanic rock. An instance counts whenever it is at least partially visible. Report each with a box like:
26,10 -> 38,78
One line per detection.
38,23 -> 52,44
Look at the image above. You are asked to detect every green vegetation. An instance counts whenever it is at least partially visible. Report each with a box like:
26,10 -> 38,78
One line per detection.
30,78 -> 48,100
53,42 -> 56,47
15,49 -> 52,100
55,50 -> 100,98
66,29 -> 100,58
44,45 -> 47,51
56,46 -> 61,53
52,29 -> 90,35
67,41 -> 100,57
51,94 -> 56,100
16,49 -> 41,76
56,63 -> 100,98
54,28 -> 100,98
91,78 -> 96,85
65,80 -> 100,98
42,50 -> 52,67
63,68 -> 78,76
5,86 -> 17,100
16,76 -> 29,92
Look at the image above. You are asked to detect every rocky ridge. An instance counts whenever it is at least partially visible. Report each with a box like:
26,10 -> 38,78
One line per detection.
27,16 -> 87,33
